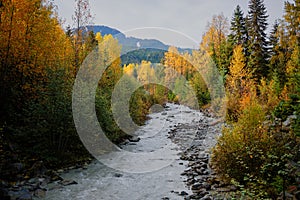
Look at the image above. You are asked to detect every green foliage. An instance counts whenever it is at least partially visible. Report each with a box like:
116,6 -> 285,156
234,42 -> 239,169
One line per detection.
190,73 -> 210,107
212,97 -> 299,198
229,5 -> 248,46
9,68 -> 90,167
121,48 -> 166,65
247,0 -> 269,80
129,87 -> 154,125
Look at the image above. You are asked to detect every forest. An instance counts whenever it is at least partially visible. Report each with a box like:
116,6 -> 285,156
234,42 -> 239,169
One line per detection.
0,0 -> 299,199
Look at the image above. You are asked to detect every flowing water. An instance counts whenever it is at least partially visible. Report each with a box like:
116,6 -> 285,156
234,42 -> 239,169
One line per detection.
44,103 -> 207,200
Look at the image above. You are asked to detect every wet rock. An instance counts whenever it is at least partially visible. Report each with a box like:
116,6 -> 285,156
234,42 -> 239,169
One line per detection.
8,189 -> 32,200
202,182 -> 211,190
180,191 -> 189,196
200,195 -> 212,200
129,136 -> 140,142
47,183 -> 63,191
59,179 -> 78,186
114,173 -> 123,178
191,183 -> 202,190
34,189 -> 46,198
50,174 -> 63,182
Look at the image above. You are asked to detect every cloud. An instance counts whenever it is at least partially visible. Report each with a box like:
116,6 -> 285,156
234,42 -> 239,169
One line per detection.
55,0 -> 286,48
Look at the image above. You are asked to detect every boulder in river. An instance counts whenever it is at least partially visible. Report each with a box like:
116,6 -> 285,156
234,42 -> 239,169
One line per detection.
128,136 -> 140,142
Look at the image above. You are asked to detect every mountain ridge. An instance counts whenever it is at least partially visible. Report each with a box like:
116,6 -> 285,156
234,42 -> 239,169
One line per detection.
86,25 -> 193,53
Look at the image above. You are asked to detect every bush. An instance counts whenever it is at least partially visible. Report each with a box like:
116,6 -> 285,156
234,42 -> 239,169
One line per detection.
211,98 -> 299,198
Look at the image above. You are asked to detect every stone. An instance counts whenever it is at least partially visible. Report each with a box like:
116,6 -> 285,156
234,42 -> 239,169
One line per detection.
200,195 -> 212,200
48,183 -> 63,191
180,191 -> 189,196
51,174 -> 63,182
129,136 -> 140,142
8,189 -> 32,200
114,173 -> 123,178
59,179 -> 78,186
34,189 -> 46,198
202,182 -> 211,190
191,183 -> 202,190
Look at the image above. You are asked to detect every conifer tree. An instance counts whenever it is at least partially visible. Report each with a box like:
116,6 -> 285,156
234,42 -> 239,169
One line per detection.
229,5 -> 248,46
247,0 -> 269,80
269,20 -> 289,87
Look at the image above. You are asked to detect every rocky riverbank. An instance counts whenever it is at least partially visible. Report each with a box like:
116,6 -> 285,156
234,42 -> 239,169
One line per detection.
167,108 -> 239,200
0,159 -> 93,200
1,103 -> 236,200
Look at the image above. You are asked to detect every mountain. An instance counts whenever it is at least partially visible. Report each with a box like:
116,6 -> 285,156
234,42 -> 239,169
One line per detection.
85,25 -> 193,64
86,25 -> 170,51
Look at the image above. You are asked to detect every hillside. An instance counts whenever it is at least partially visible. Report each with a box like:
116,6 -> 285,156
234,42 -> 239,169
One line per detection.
86,25 -> 192,64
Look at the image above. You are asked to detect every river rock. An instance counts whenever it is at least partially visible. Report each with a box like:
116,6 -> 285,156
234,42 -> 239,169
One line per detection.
34,189 -> 46,198
200,195 -> 212,200
180,191 -> 189,196
8,189 -> 32,200
129,136 -> 140,142
114,173 -> 123,177
191,183 -> 202,190
59,179 -> 78,186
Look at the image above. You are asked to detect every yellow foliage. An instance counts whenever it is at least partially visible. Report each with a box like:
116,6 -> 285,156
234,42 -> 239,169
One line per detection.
226,45 -> 254,121
123,63 -> 136,76
0,0 -> 74,99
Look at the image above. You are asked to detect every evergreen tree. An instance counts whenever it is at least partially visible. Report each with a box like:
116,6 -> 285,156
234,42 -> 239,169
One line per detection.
247,0 -> 269,80
229,5 -> 248,46
269,20 -> 289,87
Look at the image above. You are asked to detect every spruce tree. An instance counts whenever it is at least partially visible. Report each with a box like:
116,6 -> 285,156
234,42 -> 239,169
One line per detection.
269,20 -> 289,87
247,0 -> 269,80
229,5 -> 248,46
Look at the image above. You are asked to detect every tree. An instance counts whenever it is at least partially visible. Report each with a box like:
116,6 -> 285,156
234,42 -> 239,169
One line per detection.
284,0 -> 300,45
286,43 -> 300,93
269,20 -> 289,87
200,14 -> 230,72
247,0 -> 269,80
229,5 -> 248,46
72,0 -> 92,73
226,45 -> 253,121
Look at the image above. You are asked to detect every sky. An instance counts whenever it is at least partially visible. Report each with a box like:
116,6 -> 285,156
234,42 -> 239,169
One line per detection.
55,0 -> 289,48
